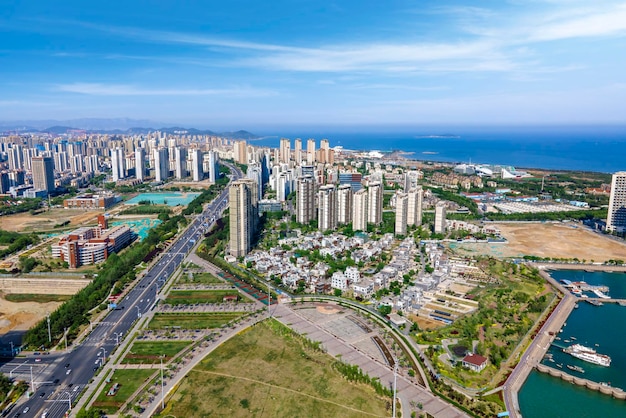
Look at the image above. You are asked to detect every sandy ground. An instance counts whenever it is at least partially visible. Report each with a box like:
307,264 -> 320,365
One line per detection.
0,297 -> 61,335
0,208 -> 102,232
450,222 -> 626,262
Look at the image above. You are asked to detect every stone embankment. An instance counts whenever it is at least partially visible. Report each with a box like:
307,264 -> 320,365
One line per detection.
536,364 -> 626,400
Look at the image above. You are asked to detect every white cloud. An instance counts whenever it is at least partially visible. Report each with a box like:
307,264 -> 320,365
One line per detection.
54,83 -> 277,97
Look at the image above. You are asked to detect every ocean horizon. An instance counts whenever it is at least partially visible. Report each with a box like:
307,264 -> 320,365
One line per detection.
252,125 -> 626,173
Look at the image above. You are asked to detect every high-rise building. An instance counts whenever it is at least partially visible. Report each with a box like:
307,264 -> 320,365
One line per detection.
31,155 -> 55,194
337,184 -> 352,225
318,185 -> 337,232
229,179 -> 258,258
190,149 -> 204,182
407,186 -> 423,226
154,148 -> 169,182
339,171 -> 362,192
280,138 -> 291,164
208,150 -> 219,183
607,171 -> 626,233
8,145 -> 23,171
395,191 -> 408,236
233,140 -> 248,164
135,148 -> 146,181
174,147 -> 187,179
367,182 -> 383,225
434,202 -> 447,234
296,175 -> 316,224
294,139 -> 302,164
111,147 -> 125,182
307,139 -> 316,164
247,163 -> 263,200
352,189 -> 368,231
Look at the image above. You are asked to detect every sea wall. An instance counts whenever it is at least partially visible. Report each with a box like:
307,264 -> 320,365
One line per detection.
536,364 -> 626,400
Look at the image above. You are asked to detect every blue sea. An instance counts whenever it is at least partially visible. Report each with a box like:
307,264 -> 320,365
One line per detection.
253,125 -> 626,173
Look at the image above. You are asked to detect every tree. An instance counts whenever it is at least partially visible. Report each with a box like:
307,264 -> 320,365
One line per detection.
334,288 -> 342,297
378,305 -> 392,316
20,256 -> 39,273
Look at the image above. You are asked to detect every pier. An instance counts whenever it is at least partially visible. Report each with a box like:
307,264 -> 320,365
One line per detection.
535,364 -> 626,400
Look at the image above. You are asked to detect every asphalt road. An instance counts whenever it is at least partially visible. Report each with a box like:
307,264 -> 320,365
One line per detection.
6,164 -> 240,418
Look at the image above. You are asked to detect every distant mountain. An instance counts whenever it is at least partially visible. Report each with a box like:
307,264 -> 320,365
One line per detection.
0,118 -> 258,139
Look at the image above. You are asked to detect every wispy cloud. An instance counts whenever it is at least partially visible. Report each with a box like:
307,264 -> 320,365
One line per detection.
54,83 -> 277,97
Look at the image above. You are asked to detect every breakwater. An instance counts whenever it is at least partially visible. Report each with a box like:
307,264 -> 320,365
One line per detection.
535,364 -> 626,399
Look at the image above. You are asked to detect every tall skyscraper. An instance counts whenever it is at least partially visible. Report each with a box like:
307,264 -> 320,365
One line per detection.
229,179 -> 258,258
318,185 -> 337,232
296,175 -> 316,224
280,138 -> 291,164
607,171 -> 626,233
294,139 -> 302,164
306,139 -> 316,164
434,202 -> 447,234
174,147 -> 187,179
190,149 -> 204,182
31,155 -> 55,193
337,184 -> 352,225
352,189 -> 368,231
208,150 -> 219,183
247,163 -> 263,200
111,147 -> 125,182
367,182 -> 383,225
154,148 -> 169,182
135,148 -> 146,181
407,186 -> 423,226
395,191 -> 408,236
233,140 -> 248,164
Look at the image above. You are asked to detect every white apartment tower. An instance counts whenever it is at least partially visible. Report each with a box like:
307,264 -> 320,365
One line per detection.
229,179 -> 258,258
367,182 -> 383,225
395,191 -> 408,236
407,186 -> 423,226
208,150 -> 219,183
135,147 -> 146,181
174,147 -> 187,179
294,139 -> 302,164
607,171 -> 626,233
352,189 -> 368,231
111,147 -> 125,182
280,138 -> 291,164
318,185 -> 337,232
190,149 -> 204,182
296,175 -> 316,224
154,148 -> 169,182
337,184 -> 352,225
434,202 -> 447,234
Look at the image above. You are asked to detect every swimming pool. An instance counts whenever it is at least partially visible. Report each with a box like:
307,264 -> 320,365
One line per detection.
125,192 -> 200,206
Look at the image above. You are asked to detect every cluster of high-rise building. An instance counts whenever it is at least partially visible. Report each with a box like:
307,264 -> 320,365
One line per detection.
228,137 -> 425,257
0,131 -> 225,197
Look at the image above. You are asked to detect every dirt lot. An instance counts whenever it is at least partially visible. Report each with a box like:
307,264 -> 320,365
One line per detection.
0,208 -> 102,232
0,296 -> 61,334
450,222 -> 626,262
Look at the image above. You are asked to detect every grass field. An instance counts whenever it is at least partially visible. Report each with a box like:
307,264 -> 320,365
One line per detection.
92,369 -> 155,414
147,312 -> 245,330
4,294 -> 72,303
178,272 -> 224,285
121,341 -> 190,364
164,290 -> 251,305
156,319 -> 390,418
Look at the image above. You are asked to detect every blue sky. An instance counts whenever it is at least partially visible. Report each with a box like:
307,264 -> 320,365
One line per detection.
1,0 -> 626,129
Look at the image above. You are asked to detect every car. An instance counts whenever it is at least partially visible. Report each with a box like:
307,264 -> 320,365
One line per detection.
39,392 -> 45,398
34,358 -> 42,363
66,369 -> 71,375
53,379 -> 60,384
23,407 -> 30,414
68,383 -> 73,388
65,363 -> 70,368
93,366 -> 98,371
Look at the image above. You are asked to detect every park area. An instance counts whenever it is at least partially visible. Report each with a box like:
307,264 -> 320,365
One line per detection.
177,272 -> 223,285
121,341 -> 189,364
156,319 -> 391,418
450,222 -> 626,262
0,208 -> 101,233
164,290 -> 251,305
147,312 -> 245,330
92,369 -> 155,414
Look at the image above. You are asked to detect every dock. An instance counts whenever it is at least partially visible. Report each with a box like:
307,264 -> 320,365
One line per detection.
536,364 -> 626,399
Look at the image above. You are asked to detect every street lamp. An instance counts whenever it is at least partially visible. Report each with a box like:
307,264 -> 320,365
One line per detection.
63,391 -> 72,411
99,347 -> 107,363
113,332 -> 122,345
135,306 -> 141,319
46,314 -> 51,344
392,359 -> 398,418
160,355 -> 165,410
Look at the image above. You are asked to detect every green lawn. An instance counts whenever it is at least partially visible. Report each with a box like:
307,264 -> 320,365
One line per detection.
147,312 -> 245,330
121,341 -> 190,364
157,319 -> 390,418
178,272 -> 224,285
4,294 -> 72,303
92,369 -> 155,414
165,290 -> 251,305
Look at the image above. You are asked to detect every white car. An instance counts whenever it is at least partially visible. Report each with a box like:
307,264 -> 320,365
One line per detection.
66,369 -> 71,375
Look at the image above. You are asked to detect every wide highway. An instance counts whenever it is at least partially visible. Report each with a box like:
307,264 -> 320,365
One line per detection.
9,163 -> 240,418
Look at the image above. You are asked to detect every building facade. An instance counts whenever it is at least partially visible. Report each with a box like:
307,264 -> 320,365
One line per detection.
318,184 -> 337,232
607,171 -> 626,233
229,179 -> 258,258
296,175 -> 316,224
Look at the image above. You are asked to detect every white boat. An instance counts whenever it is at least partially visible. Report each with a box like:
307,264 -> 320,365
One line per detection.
592,289 -> 610,299
564,344 -> 611,367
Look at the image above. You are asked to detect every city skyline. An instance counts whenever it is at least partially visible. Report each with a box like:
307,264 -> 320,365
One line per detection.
1,1 -> 626,128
